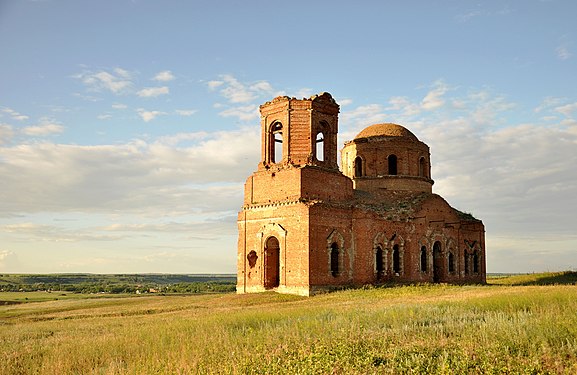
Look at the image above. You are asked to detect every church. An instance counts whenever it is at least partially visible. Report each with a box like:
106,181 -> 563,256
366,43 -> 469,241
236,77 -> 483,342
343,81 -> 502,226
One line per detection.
237,92 -> 485,296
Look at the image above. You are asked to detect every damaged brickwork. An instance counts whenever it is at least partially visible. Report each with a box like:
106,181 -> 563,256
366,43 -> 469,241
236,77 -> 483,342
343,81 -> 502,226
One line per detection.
237,93 -> 486,296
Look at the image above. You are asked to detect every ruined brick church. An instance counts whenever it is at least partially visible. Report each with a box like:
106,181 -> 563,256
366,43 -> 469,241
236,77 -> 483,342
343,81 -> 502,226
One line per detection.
237,92 -> 485,296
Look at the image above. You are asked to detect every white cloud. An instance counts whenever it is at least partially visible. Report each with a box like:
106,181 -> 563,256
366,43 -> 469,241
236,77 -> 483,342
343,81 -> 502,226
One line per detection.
0,127 -> 259,217
153,70 -> 175,82
97,114 -> 112,120
22,119 -> 64,136
207,80 -> 224,90
1,107 -> 29,121
112,103 -> 128,110
74,68 -> 134,94
0,250 -> 19,271
218,105 -> 259,121
554,102 -> 577,117
136,86 -> 169,98
175,109 -> 197,116
208,74 -> 277,104
0,124 -> 14,145
556,45 -> 572,60
338,98 -> 353,106
421,80 -> 450,110
137,109 -> 166,122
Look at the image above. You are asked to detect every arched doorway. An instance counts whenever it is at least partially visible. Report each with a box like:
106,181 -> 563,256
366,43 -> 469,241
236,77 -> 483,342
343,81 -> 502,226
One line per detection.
264,236 -> 280,288
433,241 -> 443,283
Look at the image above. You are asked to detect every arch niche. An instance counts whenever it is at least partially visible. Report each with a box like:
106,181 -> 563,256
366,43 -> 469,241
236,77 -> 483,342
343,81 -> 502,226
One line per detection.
433,241 -> 443,283
264,236 -> 280,289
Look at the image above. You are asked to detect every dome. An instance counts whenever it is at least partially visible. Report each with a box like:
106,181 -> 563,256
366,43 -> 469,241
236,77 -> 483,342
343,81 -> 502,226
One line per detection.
355,123 -> 418,142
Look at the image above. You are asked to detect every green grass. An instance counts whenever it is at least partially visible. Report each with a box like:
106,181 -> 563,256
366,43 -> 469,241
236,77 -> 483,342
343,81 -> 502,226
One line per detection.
1,273 -> 577,374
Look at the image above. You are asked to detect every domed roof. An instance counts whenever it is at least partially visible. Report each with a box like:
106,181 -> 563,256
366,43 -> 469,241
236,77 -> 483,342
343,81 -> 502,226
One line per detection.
355,123 -> 418,141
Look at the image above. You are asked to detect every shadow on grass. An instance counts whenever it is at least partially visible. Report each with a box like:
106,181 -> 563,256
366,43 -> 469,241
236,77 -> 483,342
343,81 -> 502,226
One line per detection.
491,271 -> 577,286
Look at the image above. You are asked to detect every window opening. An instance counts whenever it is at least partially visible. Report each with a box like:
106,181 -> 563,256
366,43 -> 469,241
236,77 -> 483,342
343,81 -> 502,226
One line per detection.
388,154 -> 398,175
448,252 -> 455,273
316,132 -> 324,162
354,156 -> 363,177
330,243 -> 339,277
420,246 -> 427,272
376,246 -> 384,278
419,157 -> 426,177
271,122 -> 283,163
473,251 -> 479,273
392,244 -> 400,274
433,241 -> 442,283
464,253 -> 469,275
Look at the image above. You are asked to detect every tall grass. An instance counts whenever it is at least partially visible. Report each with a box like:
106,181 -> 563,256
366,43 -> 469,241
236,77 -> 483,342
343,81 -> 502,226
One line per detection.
1,278 -> 577,374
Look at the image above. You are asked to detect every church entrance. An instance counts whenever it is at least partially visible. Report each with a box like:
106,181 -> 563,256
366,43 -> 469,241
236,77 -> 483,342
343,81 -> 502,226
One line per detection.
433,241 -> 443,283
264,236 -> 280,289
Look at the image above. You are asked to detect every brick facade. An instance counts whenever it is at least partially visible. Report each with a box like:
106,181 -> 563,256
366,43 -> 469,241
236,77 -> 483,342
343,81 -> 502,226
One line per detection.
237,93 -> 486,296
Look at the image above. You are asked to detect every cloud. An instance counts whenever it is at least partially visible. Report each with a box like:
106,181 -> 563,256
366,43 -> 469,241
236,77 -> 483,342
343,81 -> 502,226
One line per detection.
2,223 -> 123,242
0,124 -> 14,145
137,86 -> 170,98
112,103 -> 128,110
421,80 -> 450,110
137,108 -> 166,122
175,109 -> 197,116
218,104 -> 259,121
153,70 -> 175,82
554,102 -> 577,117
97,114 -> 112,120
0,127 -> 259,217
0,250 -> 19,272
22,118 -> 64,136
556,45 -> 572,60
74,67 -> 134,94
208,74 -> 277,103
1,107 -> 29,121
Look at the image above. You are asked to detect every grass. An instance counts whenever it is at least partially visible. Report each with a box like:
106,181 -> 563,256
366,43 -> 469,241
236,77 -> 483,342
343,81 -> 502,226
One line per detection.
1,273 -> 577,374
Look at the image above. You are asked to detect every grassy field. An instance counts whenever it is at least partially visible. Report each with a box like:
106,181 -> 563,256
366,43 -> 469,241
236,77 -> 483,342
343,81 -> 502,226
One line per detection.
1,273 -> 577,374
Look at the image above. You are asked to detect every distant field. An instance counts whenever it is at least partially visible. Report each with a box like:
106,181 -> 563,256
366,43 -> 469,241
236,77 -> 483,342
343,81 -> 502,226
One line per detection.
1,272 -> 576,374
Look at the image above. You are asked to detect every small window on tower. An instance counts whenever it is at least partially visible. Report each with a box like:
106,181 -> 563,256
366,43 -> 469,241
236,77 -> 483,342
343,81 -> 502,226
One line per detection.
316,132 -> 324,162
271,122 -> 283,163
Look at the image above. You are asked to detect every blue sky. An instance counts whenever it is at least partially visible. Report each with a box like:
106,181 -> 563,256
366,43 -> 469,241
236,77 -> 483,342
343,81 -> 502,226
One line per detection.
0,0 -> 576,274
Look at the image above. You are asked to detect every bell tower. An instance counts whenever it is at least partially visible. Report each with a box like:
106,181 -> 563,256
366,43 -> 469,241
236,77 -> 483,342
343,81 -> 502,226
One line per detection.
258,92 -> 340,171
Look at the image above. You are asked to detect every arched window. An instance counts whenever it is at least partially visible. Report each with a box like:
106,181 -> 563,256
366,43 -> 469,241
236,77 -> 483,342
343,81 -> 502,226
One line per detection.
420,246 -> 427,272
330,243 -> 339,277
473,251 -> 479,273
433,241 -> 442,283
315,132 -> 324,162
388,154 -> 397,175
354,156 -> 363,177
392,244 -> 400,274
270,122 -> 283,163
376,246 -> 384,278
419,157 -> 426,177
448,252 -> 455,273
464,253 -> 470,275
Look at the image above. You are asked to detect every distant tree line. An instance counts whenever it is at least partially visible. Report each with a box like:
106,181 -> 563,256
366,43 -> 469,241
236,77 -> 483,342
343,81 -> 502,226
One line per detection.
0,274 -> 236,294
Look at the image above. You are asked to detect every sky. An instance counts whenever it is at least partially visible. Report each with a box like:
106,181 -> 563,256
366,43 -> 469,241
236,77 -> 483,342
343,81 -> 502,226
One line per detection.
0,0 -> 576,274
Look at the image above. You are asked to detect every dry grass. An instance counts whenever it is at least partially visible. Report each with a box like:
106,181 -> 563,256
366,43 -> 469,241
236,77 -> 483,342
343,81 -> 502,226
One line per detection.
2,274 -> 577,374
